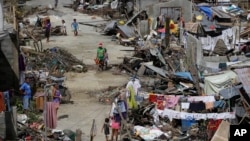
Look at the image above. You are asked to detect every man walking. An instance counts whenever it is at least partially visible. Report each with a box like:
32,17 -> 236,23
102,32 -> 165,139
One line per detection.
20,77 -> 32,114
96,42 -> 105,70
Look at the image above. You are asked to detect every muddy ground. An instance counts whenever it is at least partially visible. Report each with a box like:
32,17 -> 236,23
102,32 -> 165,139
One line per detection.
25,0 -> 134,140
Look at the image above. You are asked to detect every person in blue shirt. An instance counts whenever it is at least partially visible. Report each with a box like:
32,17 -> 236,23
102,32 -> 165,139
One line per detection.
71,19 -> 79,36
20,77 -> 32,113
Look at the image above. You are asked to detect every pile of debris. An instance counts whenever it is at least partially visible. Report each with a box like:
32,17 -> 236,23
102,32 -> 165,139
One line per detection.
69,0 -> 134,19
22,46 -> 87,73
17,114 -> 85,141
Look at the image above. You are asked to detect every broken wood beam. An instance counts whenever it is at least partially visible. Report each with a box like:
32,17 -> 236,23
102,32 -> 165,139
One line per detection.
121,64 -> 136,74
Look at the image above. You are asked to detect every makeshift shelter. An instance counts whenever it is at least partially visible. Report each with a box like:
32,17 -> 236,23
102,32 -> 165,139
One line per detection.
213,39 -> 228,55
204,70 -> 238,95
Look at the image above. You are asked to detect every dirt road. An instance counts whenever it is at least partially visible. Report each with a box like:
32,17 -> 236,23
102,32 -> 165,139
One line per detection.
26,0 -> 133,140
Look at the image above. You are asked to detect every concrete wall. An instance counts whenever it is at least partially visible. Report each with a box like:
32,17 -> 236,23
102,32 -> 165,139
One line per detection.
0,33 -> 19,91
145,0 -> 192,22
136,0 -> 162,11
0,0 -> 19,91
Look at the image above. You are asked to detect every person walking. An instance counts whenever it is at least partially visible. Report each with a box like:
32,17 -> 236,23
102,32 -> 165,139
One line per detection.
45,19 -> 51,42
55,0 -> 58,8
103,48 -> 109,69
96,42 -> 105,70
101,118 -> 110,141
71,19 -> 79,36
110,117 -> 119,141
20,77 -> 32,114
61,20 -> 67,35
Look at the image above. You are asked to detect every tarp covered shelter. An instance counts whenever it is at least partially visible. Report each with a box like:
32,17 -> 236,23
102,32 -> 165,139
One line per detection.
204,70 -> 238,95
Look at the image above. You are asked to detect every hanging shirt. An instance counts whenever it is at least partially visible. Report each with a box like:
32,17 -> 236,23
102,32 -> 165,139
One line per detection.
165,95 -> 180,108
127,86 -> 138,109
247,13 -> 250,21
125,79 -> 141,97
189,101 -> 205,112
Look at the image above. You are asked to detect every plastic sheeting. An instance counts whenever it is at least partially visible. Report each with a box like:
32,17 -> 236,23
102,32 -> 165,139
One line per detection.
174,72 -> 193,81
198,6 -> 213,19
134,126 -> 166,140
204,70 -> 237,95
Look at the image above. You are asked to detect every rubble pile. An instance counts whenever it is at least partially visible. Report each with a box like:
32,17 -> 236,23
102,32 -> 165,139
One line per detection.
71,0 -> 134,19
89,1 -> 250,140
23,46 -> 87,73
16,116 -> 85,141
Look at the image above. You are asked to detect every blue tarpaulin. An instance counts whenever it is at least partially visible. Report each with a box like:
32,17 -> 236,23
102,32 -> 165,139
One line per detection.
199,6 -> 213,19
174,72 -> 193,81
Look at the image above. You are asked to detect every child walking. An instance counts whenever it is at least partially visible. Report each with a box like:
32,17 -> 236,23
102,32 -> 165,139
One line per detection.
71,19 -> 79,36
101,118 -> 110,141
61,20 -> 67,35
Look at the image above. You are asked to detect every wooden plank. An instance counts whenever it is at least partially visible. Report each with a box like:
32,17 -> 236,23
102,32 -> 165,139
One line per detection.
0,112 -> 6,139
211,120 -> 230,141
165,17 -> 170,48
189,65 -> 202,95
137,64 -> 146,76
121,64 -> 136,74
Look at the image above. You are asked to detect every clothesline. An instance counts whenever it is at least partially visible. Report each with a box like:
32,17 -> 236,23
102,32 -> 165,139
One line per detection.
160,108 -> 235,121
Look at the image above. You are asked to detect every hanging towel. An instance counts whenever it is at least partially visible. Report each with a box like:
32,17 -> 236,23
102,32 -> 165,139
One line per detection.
165,96 -> 179,108
127,86 -> 138,109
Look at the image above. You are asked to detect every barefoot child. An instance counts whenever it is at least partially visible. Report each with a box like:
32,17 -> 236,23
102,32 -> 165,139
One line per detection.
101,118 -> 110,141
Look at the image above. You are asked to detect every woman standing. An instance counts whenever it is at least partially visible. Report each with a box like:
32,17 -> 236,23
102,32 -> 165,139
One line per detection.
103,48 -> 109,69
53,83 -> 61,114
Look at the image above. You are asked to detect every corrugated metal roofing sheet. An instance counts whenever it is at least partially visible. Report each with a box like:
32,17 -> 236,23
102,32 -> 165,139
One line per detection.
234,68 -> 250,95
211,7 -> 232,19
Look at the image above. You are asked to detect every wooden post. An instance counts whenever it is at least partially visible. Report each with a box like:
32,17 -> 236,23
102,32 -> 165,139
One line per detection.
90,119 -> 96,141
13,6 -> 17,30
165,17 -> 170,49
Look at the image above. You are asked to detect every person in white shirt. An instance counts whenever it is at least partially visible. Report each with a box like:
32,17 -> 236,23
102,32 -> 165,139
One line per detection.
61,20 -> 67,35
247,10 -> 250,22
